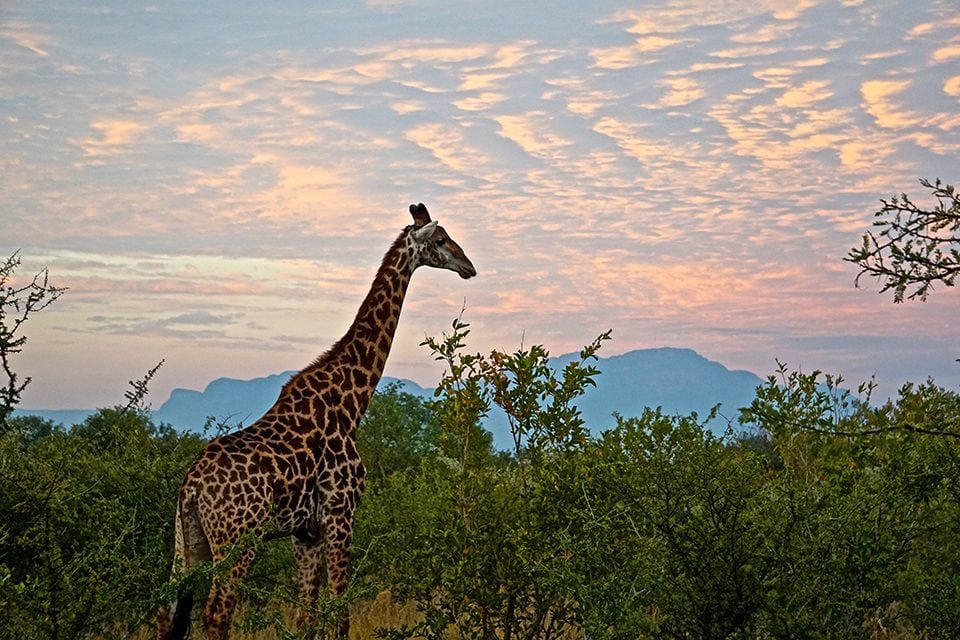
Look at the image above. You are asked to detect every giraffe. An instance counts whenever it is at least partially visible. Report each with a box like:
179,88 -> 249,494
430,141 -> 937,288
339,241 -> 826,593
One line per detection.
155,203 -> 476,640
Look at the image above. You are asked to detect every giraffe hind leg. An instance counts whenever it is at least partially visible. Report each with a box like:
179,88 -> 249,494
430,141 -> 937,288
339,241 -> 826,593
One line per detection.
202,546 -> 257,640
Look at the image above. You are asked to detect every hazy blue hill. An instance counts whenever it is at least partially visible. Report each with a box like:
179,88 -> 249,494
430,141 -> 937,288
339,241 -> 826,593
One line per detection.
148,347 -> 761,447
154,370 -> 298,431
15,348 -> 763,448
554,347 -> 762,433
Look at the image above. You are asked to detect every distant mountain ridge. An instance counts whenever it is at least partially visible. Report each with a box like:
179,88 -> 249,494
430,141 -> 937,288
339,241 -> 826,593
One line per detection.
552,347 -> 761,432
17,348 -> 763,449
156,370 -> 299,431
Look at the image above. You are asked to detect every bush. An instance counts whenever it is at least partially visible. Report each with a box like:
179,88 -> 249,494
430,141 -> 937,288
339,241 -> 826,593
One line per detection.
0,410 -> 204,640
2,319 -> 959,639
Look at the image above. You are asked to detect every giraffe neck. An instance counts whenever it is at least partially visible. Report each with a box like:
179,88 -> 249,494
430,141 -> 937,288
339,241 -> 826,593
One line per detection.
311,231 -> 414,422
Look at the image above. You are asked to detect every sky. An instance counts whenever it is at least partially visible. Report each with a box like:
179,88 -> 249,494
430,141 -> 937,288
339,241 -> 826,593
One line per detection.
2,0 -> 958,411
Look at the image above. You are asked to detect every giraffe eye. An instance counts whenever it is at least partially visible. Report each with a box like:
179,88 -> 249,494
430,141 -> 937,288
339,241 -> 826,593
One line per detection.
435,238 -> 446,247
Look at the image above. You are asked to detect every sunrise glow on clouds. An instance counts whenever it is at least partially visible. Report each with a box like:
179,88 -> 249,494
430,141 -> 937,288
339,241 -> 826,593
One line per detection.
1,0 -> 958,409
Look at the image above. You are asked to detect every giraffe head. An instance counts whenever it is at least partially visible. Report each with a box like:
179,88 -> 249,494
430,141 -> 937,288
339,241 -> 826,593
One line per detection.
407,203 -> 477,279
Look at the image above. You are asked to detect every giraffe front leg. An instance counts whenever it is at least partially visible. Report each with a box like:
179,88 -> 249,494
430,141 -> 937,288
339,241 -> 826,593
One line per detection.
322,481 -> 363,640
323,520 -> 354,640
292,534 -> 327,638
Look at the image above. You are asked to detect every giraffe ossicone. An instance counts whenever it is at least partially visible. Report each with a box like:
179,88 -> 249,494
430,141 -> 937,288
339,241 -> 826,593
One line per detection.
156,203 -> 475,640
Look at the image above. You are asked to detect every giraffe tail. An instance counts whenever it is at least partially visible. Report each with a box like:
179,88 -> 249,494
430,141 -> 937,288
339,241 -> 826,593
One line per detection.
158,592 -> 194,640
156,489 -> 207,640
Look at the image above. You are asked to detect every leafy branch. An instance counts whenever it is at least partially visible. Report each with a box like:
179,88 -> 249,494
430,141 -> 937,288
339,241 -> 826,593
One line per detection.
741,362 -> 960,440
847,177 -> 959,302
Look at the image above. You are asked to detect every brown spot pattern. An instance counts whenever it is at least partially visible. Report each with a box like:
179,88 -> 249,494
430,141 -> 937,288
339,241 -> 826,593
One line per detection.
156,207 -> 475,640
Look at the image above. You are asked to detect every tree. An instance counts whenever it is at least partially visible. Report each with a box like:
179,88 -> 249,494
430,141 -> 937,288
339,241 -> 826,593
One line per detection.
847,178 -> 959,302
0,409 -> 206,640
356,319 -> 611,640
0,252 -> 66,429
0,363 -> 208,640
356,382 -> 437,492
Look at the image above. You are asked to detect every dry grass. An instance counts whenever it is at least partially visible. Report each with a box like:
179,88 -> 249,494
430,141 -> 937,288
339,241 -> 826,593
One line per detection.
130,591 -> 420,639
346,590 -> 422,639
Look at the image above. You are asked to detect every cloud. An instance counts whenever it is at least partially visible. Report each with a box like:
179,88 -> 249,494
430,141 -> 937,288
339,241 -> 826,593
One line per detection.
490,41 -> 536,68
658,77 -> 705,107
390,100 -> 426,114
589,45 -> 647,70
0,22 -> 51,57
860,79 -> 915,128
81,120 -> 146,157
944,76 -> 960,97
858,49 -> 906,63
775,79 -> 833,108
765,0 -> 822,20
453,92 -> 507,112
458,71 -> 510,91
494,113 -> 572,158
909,14 -> 960,37
360,40 -> 491,66
729,22 -> 798,44
710,45 -> 782,59
932,44 -> 960,63
597,1 -> 792,36
592,117 -> 662,162
564,91 -> 620,116
590,36 -> 684,69
753,66 -> 797,88
405,122 -> 493,174
175,123 -> 222,145
168,311 -> 244,325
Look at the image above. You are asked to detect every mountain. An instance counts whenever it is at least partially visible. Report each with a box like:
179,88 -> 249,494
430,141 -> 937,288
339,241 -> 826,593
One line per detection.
150,347 -> 761,448
155,370 -> 297,431
15,348 -> 763,449
556,347 -> 761,432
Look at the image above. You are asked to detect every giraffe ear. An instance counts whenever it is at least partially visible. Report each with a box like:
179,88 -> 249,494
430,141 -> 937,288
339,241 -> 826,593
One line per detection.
409,202 -> 431,226
412,220 -> 438,241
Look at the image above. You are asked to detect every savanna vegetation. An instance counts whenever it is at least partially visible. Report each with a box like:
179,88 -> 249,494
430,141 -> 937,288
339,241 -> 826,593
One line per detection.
1,179 -> 958,639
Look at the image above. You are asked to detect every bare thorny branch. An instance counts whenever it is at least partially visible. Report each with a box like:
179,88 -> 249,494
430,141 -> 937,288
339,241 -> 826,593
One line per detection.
1,252 -> 67,428
790,420 -> 960,440
121,359 -> 165,415
847,177 -> 960,302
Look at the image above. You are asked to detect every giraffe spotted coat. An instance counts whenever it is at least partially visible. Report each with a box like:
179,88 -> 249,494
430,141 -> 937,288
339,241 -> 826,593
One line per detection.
156,204 -> 476,640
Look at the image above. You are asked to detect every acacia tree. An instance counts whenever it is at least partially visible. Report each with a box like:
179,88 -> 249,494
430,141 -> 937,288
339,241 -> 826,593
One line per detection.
847,178 -> 959,302
0,253 -> 66,429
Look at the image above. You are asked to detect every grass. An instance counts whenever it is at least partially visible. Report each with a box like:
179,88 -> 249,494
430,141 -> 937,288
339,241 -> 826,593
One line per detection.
131,590 -> 420,639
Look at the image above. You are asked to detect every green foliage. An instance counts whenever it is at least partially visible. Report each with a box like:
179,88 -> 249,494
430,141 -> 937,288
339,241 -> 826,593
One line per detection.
743,366 -> 960,637
420,315 -> 495,469
2,313 -> 960,639
357,320 -> 611,639
593,409 -> 768,639
0,409 -> 204,640
357,327 -> 960,639
357,381 -> 438,492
